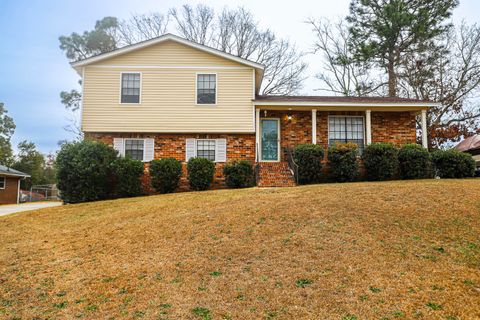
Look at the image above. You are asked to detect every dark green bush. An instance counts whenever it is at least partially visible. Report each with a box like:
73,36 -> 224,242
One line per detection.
223,160 -> 254,188
149,158 -> 183,193
363,143 -> 398,181
293,144 -> 325,184
110,157 -> 144,198
187,157 -> 215,191
327,142 -> 359,182
397,144 -> 431,179
56,140 -> 118,203
431,149 -> 475,178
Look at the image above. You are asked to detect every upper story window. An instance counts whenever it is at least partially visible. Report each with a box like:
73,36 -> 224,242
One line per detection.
125,139 -> 144,161
196,139 -> 216,161
121,73 -> 141,104
328,116 -> 365,153
0,177 -> 5,189
196,74 -> 216,104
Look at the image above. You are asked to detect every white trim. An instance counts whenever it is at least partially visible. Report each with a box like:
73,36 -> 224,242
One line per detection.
195,73 -> 217,106
71,33 -> 265,70
259,118 -> 281,162
255,109 -> 260,162
196,138 -> 217,162
80,67 -> 85,132
421,109 -> 428,148
254,101 -> 438,107
365,110 -> 372,145
327,115 -> 366,147
119,72 -> 142,105
312,109 -> 317,145
252,69 -> 256,100
90,65 -> 249,70
123,138 -> 147,162
0,176 -> 5,189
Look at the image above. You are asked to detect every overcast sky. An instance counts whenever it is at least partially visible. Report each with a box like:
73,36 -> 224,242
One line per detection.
0,0 -> 478,153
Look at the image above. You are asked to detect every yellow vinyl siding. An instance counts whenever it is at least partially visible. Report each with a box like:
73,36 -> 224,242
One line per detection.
82,40 -> 255,133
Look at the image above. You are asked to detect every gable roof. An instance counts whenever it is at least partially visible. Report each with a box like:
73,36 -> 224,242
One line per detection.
0,165 -> 30,178
71,33 -> 265,71
254,95 -> 438,107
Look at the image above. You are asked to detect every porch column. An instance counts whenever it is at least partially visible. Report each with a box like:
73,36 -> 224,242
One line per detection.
365,109 -> 372,145
421,109 -> 428,149
255,108 -> 260,161
312,109 -> 317,144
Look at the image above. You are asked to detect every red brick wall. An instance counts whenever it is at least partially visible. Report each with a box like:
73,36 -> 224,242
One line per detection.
0,176 -> 19,204
371,112 -> 417,145
85,133 -> 255,191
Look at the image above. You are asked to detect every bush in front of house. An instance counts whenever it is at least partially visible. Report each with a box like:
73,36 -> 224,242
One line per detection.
363,143 -> 398,181
223,160 -> 255,188
56,140 -> 118,203
293,144 -> 325,184
327,142 -> 359,182
397,144 -> 431,179
431,149 -> 475,178
187,157 -> 215,191
110,157 -> 144,198
149,158 -> 183,193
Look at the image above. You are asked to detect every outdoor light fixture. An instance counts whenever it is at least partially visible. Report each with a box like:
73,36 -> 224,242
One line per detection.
264,110 -> 267,117
287,115 -> 293,121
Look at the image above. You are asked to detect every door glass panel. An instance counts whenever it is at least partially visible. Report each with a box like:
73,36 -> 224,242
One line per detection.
261,119 -> 279,161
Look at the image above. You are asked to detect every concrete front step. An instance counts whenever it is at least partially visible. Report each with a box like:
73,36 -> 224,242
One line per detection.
257,162 -> 296,187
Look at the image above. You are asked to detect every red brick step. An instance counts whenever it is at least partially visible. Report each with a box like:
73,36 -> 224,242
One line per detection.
257,162 -> 296,187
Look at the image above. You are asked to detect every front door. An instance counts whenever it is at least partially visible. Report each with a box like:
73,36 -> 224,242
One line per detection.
261,119 -> 280,161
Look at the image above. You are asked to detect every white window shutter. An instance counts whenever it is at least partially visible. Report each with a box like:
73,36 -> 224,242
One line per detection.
113,138 -> 124,156
186,138 -> 196,161
144,138 -> 154,162
215,139 -> 227,162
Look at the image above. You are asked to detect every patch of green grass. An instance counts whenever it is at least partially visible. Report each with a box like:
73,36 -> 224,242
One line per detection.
133,310 -> 145,318
359,295 -> 368,301
432,285 -> 445,291
446,316 -> 458,320
53,301 -> 67,309
85,304 -> 98,312
192,307 -> 211,320
102,276 -> 115,283
118,288 -> 128,294
426,302 -> 442,310
209,271 -> 222,277
463,279 -> 475,286
342,315 -> 357,320
433,246 -> 445,253
56,291 -> 67,297
198,286 -> 207,291
295,279 -> 313,288
392,311 -> 406,318
369,286 -> 381,293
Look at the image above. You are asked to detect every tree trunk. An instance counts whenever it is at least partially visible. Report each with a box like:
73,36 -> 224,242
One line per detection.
387,56 -> 397,97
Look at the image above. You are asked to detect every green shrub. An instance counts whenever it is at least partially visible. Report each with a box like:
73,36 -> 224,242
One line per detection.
363,143 -> 398,181
56,140 -> 117,203
397,144 -> 431,179
187,157 -> 215,191
293,144 -> 325,184
431,149 -> 475,178
149,158 -> 183,193
223,160 -> 254,188
110,157 -> 144,198
327,142 -> 359,182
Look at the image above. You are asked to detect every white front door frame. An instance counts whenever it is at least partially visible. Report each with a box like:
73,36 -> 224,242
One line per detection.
260,118 -> 281,162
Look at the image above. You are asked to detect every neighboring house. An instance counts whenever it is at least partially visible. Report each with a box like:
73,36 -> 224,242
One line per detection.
71,33 -> 437,188
0,165 -> 29,204
455,134 -> 480,174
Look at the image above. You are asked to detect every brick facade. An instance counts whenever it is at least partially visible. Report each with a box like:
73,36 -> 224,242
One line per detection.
0,176 -> 20,204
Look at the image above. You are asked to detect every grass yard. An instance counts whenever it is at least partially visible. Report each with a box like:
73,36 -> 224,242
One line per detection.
1,180 -> 480,319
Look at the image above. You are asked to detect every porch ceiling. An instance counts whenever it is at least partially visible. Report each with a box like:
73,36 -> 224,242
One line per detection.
254,105 -> 430,112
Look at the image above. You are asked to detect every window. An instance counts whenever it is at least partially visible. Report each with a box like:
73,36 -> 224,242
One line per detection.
196,74 -> 216,104
121,73 -> 141,103
125,139 -> 144,161
0,177 -> 5,189
196,140 -> 216,161
328,116 -> 365,153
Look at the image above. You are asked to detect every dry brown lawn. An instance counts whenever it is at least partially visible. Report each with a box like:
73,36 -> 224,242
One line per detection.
1,179 -> 480,320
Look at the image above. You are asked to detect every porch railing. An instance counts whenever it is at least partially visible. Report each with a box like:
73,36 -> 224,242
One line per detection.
285,147 -> 299,184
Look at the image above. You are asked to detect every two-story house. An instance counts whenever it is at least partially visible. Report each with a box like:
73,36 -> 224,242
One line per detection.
71,34 -> 437,188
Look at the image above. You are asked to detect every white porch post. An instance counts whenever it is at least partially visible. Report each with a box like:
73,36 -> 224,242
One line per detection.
421,109 -> 428,148
312,109 -> 317,144
365,109 -> 372,145
255,108 -> 260,161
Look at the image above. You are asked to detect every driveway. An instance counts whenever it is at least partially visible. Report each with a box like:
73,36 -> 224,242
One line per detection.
0,202 -> 62,217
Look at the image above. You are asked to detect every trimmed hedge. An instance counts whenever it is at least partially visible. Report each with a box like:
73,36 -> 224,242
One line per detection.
187,157 -> 215,190
223,160 -> 254,188
363,143 -> 398,181
110,157 -> 144,198
397,144 -> 431,179
431,149 -> 475,178
294,144 -> 325,184
149,158 -> 183,193
327,142 -> 359,182
56,140 -> 117,203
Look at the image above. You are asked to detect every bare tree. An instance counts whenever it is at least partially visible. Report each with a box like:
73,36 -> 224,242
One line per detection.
117,13 -> 169,46
308,18 -> 384,96
169,4 -> 214,45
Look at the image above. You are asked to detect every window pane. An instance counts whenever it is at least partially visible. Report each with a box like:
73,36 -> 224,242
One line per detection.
197,139 -> 216,161
197,74 -> 216,104
121,73 -> 141,103
328,116 -> 364,152
125,139 -> 144,161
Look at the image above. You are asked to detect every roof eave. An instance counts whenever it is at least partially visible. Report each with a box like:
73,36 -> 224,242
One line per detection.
253,101 -> 439,107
